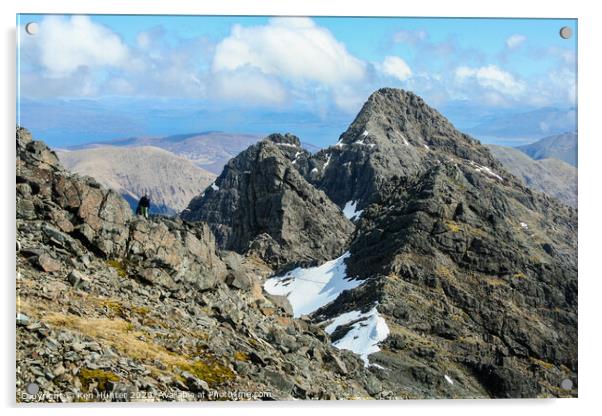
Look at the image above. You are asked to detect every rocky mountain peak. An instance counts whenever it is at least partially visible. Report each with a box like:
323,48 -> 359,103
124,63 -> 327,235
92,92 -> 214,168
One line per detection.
182,135 -> 353,271
306,88 -> 507,211
266,133 -> 302,147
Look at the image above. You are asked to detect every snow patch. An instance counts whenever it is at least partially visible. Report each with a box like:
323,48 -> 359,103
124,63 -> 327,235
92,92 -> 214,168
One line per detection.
444,375 -> 454,385
400,133 -> 410,146
520,222 -> 529,230
335,139 -> 345,148
323,153 -> 332,169
310,167 -> 318,174
470,161 -> 503,181
323,307 -> 390,366
362,130 -> 369,137
210,183 -> 219,191
263,252 -> 362,318
343,200 -> 363,221
423,144 -> 430,150
292,151 -> 301,165
275,142 -> 298,148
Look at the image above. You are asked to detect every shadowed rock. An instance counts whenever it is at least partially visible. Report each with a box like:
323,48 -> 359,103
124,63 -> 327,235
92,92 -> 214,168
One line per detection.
182,134 -> 353,270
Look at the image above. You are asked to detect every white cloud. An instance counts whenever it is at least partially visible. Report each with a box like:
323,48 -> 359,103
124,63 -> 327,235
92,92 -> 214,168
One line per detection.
212,17 -> 366,86
392,29 -> 428,45
455,65 -> 525,96
210,68 -> 288,106
33,16 -> 129,76
506,34 -> 527,49
379,56 -> 412,82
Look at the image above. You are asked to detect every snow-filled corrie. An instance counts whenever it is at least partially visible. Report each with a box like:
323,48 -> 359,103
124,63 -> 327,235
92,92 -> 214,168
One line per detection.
323,307 -> 390,366
263,252 -> 363,318
342,200 -> 363,221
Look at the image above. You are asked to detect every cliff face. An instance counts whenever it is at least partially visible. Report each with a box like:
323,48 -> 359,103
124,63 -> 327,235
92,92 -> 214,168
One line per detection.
182,133 -> 353,271
16,127 -> 380,402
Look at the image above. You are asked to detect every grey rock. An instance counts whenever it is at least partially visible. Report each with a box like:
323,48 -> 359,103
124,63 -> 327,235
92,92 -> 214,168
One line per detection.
263,369 -> 294,394
34,253 -> 62,273
181,371 -> 209,393
182,135 -> 353,270
324,351 -> 348,375
16,313 -> 30,326
68,270 -> 90,290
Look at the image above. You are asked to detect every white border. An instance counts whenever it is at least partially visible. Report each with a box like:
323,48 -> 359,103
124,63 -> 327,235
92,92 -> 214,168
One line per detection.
2,1 -> 601,415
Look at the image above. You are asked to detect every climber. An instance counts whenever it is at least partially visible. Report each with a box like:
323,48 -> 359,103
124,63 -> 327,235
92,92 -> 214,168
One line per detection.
136,194 -> 150,219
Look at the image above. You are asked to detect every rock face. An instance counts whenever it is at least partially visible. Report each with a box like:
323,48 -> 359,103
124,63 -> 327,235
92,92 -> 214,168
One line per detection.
57,146 -> 216,215
16,127 -> 379,402
487,144 -> 577,207
18,127 -> 132,258
182,134 -> 353,270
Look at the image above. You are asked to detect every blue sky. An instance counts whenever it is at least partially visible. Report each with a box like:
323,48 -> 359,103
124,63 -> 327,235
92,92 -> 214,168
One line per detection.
17,15 -> 577,147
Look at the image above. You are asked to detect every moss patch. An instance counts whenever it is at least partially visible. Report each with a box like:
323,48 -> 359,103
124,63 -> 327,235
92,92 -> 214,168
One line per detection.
233,351 -> 249,362
435,265 -> 455,280
444,220 -> 462,233
79,368 -> 119,392
177,358 -> 235,385
106,259 -> 127,278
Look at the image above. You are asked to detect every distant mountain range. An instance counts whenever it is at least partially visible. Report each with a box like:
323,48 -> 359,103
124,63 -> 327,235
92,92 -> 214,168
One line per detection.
57,146 -> 216,215
516,132 -> 577,167
65,132 -> 262,175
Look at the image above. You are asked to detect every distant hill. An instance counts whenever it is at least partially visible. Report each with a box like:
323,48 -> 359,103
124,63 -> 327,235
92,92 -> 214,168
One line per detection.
516,132 -> 577,167
67,132 -> 262,174
487,144 -> 577,207
463,108 -> 576,144
57,146 -> 216,215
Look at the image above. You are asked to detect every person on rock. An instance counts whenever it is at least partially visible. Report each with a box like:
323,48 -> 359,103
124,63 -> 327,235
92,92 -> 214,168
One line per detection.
136,194 -> 150,219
